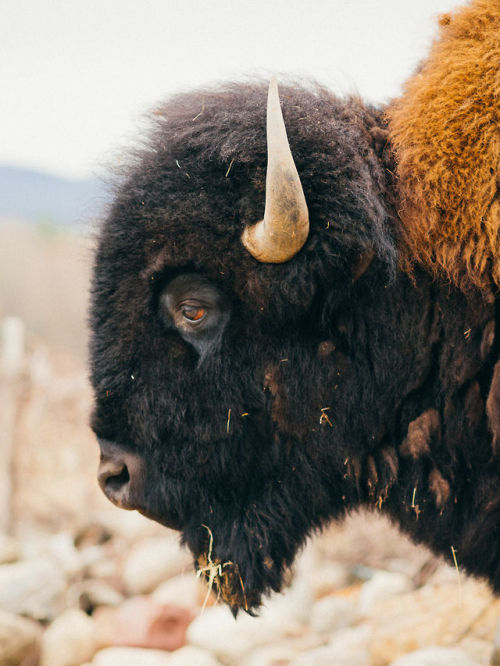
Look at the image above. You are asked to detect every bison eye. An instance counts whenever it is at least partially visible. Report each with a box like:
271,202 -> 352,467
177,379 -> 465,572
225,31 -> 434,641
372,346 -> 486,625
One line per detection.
159,273 -> 230,353
181,305 -> 207,323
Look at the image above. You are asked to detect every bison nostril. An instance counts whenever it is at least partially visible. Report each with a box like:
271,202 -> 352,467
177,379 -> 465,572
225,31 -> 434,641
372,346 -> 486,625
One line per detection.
96,440 -> 146,511
98,458 -> 132,504
95,441 -> 181,530
104,464 -> 130,493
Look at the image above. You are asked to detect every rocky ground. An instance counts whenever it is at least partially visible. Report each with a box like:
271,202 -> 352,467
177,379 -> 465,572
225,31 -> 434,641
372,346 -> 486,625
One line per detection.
2,510 -> 500,666
1,317 -> 499,666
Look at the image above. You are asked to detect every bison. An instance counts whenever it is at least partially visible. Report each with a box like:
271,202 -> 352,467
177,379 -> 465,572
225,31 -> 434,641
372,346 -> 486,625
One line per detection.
90,0 -> 499,614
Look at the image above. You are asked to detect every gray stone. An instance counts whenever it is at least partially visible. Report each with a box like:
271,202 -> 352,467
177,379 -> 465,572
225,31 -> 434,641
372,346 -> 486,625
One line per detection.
388,646 -> 480,666
40,609 -> 98,666
0,558 -> 66,620
0,609 -> 40,666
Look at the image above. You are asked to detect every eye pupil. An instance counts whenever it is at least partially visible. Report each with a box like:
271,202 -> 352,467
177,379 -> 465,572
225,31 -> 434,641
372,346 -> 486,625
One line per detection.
182,306 -> 206,322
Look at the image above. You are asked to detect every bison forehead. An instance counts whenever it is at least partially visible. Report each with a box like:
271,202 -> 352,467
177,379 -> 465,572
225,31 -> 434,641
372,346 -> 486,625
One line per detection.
102,81 -> 396,288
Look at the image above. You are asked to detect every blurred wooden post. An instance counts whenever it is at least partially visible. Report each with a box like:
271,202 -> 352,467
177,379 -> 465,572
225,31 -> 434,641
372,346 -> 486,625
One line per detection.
0,317 -> 25,534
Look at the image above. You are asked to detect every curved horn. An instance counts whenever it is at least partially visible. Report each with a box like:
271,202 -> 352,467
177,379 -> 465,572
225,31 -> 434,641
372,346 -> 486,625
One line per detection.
242,78 -> 309,263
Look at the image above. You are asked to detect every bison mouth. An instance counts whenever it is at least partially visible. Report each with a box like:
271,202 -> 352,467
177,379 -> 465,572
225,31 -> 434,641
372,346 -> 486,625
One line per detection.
136,505 -> 183,532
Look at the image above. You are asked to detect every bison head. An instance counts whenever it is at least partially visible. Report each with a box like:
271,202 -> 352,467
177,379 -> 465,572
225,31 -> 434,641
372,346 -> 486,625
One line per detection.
89,80 -> 437,613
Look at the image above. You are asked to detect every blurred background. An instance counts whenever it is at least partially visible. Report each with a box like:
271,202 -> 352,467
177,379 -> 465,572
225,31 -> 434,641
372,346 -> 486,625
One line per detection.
1,1 -> 499,665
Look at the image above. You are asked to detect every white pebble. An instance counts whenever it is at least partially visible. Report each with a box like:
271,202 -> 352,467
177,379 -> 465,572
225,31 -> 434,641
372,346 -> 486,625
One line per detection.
388,646 -> 480,666
0,558 -> 66,620
359,570 -> 412,614
91,647 -> 171,666
41,608 -> 98,666
168,645 -> 222,665
152,572 -> 202,609
123,536 -> 192,595
309,595 -> 357,634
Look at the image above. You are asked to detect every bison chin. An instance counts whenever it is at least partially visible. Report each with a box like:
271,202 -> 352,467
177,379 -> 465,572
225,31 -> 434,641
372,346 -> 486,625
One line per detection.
191,532 -> 289,616
181,500 -> 313,616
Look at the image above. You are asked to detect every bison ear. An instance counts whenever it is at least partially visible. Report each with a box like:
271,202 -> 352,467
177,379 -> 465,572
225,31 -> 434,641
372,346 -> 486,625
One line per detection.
241,77 -> 309,263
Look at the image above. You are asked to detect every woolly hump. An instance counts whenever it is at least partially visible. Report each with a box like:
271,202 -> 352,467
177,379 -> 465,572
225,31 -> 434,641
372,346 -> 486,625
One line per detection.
387,0 -> 499,292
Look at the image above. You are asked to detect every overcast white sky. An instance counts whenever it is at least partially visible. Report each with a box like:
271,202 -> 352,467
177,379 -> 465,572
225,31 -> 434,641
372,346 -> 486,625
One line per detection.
2,0 -> 463,180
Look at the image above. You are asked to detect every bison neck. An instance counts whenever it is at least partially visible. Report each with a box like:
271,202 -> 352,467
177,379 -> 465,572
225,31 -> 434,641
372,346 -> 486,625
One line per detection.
341,266 -> 500,589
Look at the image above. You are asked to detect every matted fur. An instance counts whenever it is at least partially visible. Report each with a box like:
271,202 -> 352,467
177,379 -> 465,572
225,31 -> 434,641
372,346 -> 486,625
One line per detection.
387,0 -> 500,291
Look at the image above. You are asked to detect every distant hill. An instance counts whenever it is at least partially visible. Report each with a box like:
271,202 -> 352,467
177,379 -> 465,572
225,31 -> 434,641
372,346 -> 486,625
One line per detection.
0,165 -> 109,228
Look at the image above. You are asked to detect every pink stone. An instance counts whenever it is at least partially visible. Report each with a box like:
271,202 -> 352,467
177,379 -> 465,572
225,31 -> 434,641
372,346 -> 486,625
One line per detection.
103,597 -> 193,652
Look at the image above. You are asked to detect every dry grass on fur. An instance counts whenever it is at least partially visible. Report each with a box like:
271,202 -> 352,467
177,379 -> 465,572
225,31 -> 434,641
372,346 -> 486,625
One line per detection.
197,524 -> 249,611
387,0 -> 500,292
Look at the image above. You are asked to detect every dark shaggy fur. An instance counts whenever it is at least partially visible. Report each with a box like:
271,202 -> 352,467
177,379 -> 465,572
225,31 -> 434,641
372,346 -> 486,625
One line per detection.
90,62 -> 500,610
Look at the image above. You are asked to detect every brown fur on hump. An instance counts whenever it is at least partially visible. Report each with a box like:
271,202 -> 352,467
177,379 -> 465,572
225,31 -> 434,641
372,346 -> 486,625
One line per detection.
386,0 -> 500,291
